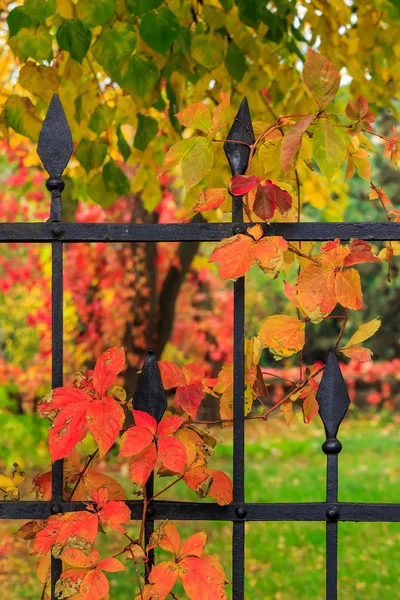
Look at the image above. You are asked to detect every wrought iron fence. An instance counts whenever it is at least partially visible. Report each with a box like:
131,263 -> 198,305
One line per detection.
0,94 -> 399,600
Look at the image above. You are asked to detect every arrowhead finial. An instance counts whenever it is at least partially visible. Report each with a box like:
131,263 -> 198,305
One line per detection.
223,97 -> 255,176
37,94 -> 73,222
133,352 -> 167,423
317,350 -> 350,444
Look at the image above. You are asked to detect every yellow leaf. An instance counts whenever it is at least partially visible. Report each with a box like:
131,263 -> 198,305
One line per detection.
341,317 -> 381,349
259,315 -> 305,359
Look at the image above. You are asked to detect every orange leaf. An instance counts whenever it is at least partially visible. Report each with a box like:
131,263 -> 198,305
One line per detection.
133,409 -> 157,434
295,265 -> 336,317
211,90 -> 230,134
80,568 -> 109,600
179,556 -> 227,600
280,116 -> 315,174
193,188 -> 230,213
210,233 -> 257,280
60,547 -> 99,568
207,470 -> 233,506
180,532 -> 207,559
175,102 -> 212,134
97,557 -> 125,572
32,472 -> 52,500
340,346 -> 372,362
149,521 -> 181,557
335,268 -> 362,310
147,561 -> 179,600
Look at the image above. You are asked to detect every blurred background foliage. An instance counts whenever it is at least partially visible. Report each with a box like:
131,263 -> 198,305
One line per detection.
0,0 -> 400,597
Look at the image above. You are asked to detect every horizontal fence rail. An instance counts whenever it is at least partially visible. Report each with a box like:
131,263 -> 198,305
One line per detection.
1,93 -> 399,600
0,221 -> 399,242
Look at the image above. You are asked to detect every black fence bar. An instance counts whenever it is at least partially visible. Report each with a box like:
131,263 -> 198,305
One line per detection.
1,221 -> 400,243
2,501 -> 400,522
50,240 -> 63,598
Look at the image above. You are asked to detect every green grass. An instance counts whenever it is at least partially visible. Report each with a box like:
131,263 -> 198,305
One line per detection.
1,413 -> 400,599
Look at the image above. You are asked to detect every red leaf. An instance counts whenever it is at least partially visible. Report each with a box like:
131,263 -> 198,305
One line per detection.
129,443 -> 157,486
32,472 -> 52,500
174,382 -> 204,418
157,415 -> 185,437
158,361 -> 186,388
93,347 -> 125,397
38,387 -> 89,418
48,397 -> 90,461
133,409 -> 158,433
86,396 -> 125,458
119,425 -> 155,458
182,363 -> 205,384
343,239 -> 381,266
158,436 -> 187,474
253,181 -> 292,221
98,499 -> 131,533
229,174 -> 260,196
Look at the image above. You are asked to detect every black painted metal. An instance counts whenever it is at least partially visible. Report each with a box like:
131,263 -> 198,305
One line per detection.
132,351 -> 167,574
0,93 -> 398,600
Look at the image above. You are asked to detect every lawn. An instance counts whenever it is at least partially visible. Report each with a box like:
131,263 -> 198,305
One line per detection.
1,412 -> 399,599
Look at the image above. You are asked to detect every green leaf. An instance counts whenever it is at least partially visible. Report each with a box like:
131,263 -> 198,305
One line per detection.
134,114 -> 158,151
76,138 -> 108,171
312,119 -> 348,180
57,19 -> 92,63
103,159 -> 130,196
161,137 -> 213,189
76,0 -> 116,28
23,0 -> 56,22
225,42 -> 247,82
126,0 -> 162,15
234,0 -> 260,26
88,172 -> 119,207
92,24 -> 136,80
139,7 -> 180,55
7,7 -> 35,37
19,62 -> 60,103
191,34 -> 225,70
9,26 -> 53,62
121,54 -> 159,99
117,125 -> 131,161
3,95 -> 42,141
88,104 -> 115,135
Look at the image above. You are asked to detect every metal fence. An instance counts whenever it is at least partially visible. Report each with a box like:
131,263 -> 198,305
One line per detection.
0,95 -> 399,600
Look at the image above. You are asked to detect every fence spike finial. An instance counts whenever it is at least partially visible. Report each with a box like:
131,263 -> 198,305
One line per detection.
133,351 -> 167,423
224,96 -> 255,176
37,94 -> 73,222
317,350 -> 350,448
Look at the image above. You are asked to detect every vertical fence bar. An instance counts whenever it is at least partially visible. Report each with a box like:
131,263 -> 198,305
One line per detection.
133,351 -> 167,575
51,239 -> 64,597
224,97 -> 254,599
37,94 -> 73,599
317,351 -> 350,600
